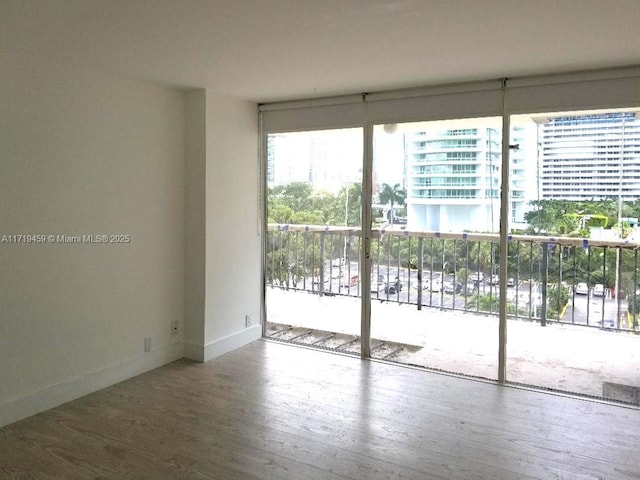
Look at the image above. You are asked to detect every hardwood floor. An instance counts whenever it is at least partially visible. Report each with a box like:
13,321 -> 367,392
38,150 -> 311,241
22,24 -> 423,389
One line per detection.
1,340 -> 639,479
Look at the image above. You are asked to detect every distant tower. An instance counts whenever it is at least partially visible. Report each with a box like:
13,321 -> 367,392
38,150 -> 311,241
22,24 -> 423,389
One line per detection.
538,112 -> 640,201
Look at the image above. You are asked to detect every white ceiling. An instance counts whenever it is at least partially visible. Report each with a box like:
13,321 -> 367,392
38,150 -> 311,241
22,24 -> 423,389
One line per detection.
2,0 -> 640,103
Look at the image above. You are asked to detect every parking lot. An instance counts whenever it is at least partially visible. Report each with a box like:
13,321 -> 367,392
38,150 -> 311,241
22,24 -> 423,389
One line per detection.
306,261 -> 630,327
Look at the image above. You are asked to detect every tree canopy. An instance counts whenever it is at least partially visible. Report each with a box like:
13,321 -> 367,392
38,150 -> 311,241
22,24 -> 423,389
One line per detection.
268,182 -> 362,226
523,199 -> 638,237
378,183 -> 406,223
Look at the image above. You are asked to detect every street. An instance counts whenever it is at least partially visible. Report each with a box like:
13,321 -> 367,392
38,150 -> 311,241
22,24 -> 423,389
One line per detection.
298,260 -> 631,328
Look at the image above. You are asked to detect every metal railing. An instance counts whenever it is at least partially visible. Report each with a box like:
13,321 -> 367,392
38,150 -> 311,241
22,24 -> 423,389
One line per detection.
266,224 -> 640,332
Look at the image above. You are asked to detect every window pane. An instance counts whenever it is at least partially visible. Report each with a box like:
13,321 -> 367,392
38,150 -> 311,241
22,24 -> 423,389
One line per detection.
265,128 -> 364,354
507,108 -> 640,404
370,118 -> 505,380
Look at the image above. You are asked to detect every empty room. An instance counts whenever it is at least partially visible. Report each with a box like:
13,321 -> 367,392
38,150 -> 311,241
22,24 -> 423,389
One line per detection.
2,1 -> 640,478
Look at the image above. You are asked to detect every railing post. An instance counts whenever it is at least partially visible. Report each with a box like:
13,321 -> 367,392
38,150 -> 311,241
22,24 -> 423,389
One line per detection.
601,246 -> 608,328
528,242 -> 534,320
571,245 -> 577,324
417,237 -> 424,310
586,245 -> 592,326
285,228 -> 292,290
616,247 -> 622,330
319,231 -> 326,296
464,237 -> 470,313
279,229 -> 284,288
634,249 -> 639,331
540,242 -> 548,327
302,229 -> 308,291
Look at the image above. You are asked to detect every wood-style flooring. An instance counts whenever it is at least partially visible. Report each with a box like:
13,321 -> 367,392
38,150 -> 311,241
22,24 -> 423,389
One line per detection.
1,339 -> 639,479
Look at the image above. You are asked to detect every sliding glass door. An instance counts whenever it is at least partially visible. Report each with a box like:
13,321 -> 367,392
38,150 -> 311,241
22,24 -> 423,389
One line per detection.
264,128 -> 364,354
506,108 -> 640,401
369,118 -> 502,379
260,71 -> 640,404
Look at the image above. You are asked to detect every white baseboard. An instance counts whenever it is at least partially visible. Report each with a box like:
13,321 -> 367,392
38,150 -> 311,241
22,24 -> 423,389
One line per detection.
184,325 -> 262,363
184,340 -> 206,362
0,343 -> 184,428
2,327 -> 262,428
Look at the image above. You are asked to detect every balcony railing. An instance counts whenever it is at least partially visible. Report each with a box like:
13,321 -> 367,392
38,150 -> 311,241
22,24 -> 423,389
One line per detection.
267,224 -> 640,332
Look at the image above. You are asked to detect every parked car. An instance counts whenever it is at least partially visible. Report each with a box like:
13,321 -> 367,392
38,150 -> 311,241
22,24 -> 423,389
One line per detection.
593,283 -> 605,296
575,282 -> 589,295
443,281 -> 462,294
600,318 -> 615,329
507,277 -> 516,287
341,275 -> 359,288
471,272 -> 485,283
489,274 -> 500,285
384,284 -> 397,295
384,277 -> 402,294
424,278 -> 442,292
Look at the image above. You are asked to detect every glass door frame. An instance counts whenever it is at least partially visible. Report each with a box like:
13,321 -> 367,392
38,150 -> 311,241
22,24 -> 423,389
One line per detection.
259,104 -> 512,378
259,68 -> 640,385
359,122 -> 373,358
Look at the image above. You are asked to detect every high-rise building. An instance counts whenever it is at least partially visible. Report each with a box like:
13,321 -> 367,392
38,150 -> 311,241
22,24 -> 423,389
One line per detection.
405,125 -> 529,233
538,112 -> 640,201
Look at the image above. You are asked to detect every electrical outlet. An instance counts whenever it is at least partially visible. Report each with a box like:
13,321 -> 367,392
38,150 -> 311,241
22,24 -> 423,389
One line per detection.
245,314 -> 252,327
144,337 -> 152,353
171,320 -> 179,336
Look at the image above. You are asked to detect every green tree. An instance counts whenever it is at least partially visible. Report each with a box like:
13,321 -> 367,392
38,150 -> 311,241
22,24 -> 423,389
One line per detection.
266,230 -> 322,289
336,183 -> 362,227
469,241 -> 495,274
270,182 -> 314,212
268,182 -> 363,227
522,199 -> 635,237
547,285 -> 569,320
378,183 -> 406,224
524,200 -> 580,236
467,293 -> 499,313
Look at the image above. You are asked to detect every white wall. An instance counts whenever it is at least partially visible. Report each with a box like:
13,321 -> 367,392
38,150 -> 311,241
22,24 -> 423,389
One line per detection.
408,203 -> 501,233
0,56 -> 186,426
182,90 -> 261,362
184,90 -> 207,359
201,92 -> 261,360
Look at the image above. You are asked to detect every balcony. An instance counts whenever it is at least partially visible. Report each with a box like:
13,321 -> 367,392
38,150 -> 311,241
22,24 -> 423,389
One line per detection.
265,224 -> 640,405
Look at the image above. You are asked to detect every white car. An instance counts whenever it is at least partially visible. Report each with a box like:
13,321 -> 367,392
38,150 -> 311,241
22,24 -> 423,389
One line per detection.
575,282 -> 589,295
600,318 -> 615,329
472,272 -> 485,283
424,279 -> 442,292
593,283 -> 605,296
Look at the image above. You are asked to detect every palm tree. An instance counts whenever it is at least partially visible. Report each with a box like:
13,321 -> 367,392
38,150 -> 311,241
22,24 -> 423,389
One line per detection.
379,183 -> 406,225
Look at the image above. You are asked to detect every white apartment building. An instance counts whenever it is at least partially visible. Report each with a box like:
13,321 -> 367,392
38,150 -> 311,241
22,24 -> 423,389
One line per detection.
405,125 -> 529,233
539,112 -> 640,201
